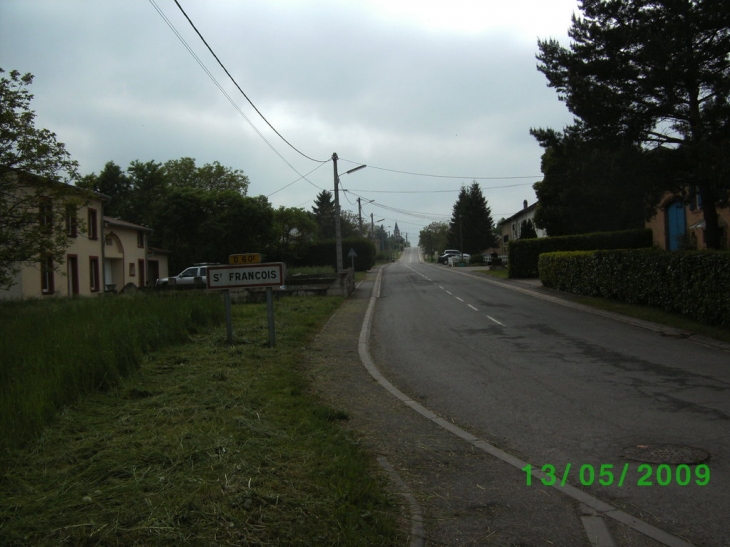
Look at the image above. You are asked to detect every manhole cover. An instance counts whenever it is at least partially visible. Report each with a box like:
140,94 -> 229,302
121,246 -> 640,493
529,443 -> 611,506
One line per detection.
622,444 -> 709,464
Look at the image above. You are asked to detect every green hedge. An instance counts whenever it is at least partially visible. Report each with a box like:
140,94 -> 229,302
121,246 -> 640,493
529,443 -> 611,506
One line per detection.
508,228 -> 653,278
299,238 -> 376,271
539,249 -> 730,326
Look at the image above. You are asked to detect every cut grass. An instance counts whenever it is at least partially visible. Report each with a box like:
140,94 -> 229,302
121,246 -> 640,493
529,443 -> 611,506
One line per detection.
477,268 -> 509,279
0,297 -> 403,546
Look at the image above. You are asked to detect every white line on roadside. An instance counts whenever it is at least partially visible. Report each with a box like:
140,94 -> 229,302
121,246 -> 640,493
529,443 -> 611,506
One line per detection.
486,315 -> 505,327
446,290 -> 452,295
359,267 -> 694,547
455,297 -> 463,302
468,304 -> 478,311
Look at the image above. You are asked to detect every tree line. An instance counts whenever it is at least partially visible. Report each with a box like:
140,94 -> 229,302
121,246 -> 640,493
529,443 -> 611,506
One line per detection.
77,161 -> 367,273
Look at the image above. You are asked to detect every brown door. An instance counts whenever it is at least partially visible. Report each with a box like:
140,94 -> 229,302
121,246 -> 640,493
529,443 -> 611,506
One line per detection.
148,260 -> 159,285
138,259 -> 145,287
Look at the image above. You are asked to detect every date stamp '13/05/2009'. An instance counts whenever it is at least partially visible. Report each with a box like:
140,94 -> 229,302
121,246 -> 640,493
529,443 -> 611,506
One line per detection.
522,463 -> 710,487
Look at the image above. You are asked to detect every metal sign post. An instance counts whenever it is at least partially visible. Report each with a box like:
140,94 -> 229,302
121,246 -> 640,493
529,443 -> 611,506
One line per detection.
207,262 -> 285,346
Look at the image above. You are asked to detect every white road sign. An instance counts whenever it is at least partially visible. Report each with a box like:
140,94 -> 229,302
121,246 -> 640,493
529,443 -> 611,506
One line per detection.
207,263 -> 285,289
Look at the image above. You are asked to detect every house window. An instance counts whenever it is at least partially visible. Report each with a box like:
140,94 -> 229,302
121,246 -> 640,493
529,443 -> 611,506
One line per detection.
39,197 -> 53,234
41,255 -> 55,294
106,234 -> 113,246
90,257 -> 100,292
65,205 -> 78,237
129,262 -> 136,277
689,186 -> 703,211
137,230 -> 145,248
88,208 -> 98,240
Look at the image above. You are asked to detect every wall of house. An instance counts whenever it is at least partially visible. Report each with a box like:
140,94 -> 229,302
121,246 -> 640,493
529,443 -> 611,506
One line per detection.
0,196 -> 105,300
498,202 -> 546,254
646,193 -> 730,250
0,191 -> 166,299
104,223 -> 156,291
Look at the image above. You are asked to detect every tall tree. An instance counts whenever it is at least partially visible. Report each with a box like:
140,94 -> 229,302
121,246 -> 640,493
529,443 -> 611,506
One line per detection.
271,206 -> 318,264
536,0 -> 730,248
0,68 -> 84,289
126,160 -> 168,228
312,190 -> 335,240
418,221 -> 449,257
447,182 -> 497,254
77,161 -> 133,219
153,188 -> 273,272
530,125 -> 664,235
163,157 -> 249,194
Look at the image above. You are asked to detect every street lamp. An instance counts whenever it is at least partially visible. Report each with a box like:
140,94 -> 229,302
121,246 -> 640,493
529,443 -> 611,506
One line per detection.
332,153 -> 366,274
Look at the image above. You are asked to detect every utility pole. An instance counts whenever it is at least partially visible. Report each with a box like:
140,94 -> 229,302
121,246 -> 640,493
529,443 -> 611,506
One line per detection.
357,197 -> 363,236
332,152 -> 343,274
370,213 -> 374,237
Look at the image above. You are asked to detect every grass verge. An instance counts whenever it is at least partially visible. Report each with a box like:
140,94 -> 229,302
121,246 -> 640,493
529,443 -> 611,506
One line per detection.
474,272 -> 730,343
0,297 -> 403,546
574,295 -> 730,344
0,294 -> 222,454
476,269 -> 509,280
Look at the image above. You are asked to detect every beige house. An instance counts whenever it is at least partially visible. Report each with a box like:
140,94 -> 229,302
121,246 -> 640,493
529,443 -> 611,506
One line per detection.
498,200 -> 547,254
646,192 -> 730,251
1,178 -> 168,300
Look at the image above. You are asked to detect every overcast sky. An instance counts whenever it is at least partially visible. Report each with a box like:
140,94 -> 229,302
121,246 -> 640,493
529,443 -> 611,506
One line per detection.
1,0 -> 579,238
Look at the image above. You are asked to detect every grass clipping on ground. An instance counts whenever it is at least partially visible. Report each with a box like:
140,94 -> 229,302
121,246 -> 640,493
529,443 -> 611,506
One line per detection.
0,297 -> 402,546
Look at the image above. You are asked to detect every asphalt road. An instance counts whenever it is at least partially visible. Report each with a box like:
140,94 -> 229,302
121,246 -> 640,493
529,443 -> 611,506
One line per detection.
370,246 -> 730,547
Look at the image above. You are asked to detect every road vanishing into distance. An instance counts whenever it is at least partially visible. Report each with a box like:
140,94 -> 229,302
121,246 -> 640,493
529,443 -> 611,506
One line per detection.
370,246 -> 729,546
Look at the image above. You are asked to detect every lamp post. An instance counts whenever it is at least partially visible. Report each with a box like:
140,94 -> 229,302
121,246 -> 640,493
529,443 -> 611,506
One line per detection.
332,153 -> 366,274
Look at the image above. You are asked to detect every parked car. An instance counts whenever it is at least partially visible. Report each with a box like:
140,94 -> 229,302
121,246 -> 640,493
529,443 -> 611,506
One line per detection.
155,263 -> 219,286
438,249 -> 461,264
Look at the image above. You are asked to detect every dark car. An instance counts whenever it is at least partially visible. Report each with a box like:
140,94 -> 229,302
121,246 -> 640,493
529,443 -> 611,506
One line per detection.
438,249 -> 461,264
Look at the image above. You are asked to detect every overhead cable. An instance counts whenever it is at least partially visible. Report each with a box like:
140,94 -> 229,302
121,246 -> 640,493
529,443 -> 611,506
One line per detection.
173,0 -> 327,163
340,158 -> 541,181
149,0 -> 325,193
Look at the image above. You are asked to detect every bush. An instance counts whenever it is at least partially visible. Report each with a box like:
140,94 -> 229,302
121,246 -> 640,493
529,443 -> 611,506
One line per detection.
299,238 -> 377,271
469,254 -> 485,265
508,228 -> 653,278
539,249 -> 730,326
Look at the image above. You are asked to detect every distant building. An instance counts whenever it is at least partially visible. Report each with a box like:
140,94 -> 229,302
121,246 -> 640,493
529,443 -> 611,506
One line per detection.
497,200 -> 546,254
393,222 -> 404,244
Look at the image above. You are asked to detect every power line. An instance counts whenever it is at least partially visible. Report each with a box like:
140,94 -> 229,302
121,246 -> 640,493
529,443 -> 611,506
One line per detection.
267,162 -> 328,197
149,0 -> 325,194
345,190 -> 450,221
343,181 -> 533,194
173,0 -> 327,163
340,158 -> 541,181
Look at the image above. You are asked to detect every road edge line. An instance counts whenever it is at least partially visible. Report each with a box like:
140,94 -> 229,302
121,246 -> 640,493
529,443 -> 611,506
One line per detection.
358,264 -> 696,547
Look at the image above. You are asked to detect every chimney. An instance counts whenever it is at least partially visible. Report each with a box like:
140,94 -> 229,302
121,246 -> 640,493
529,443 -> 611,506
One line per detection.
523,200 -> 528,210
